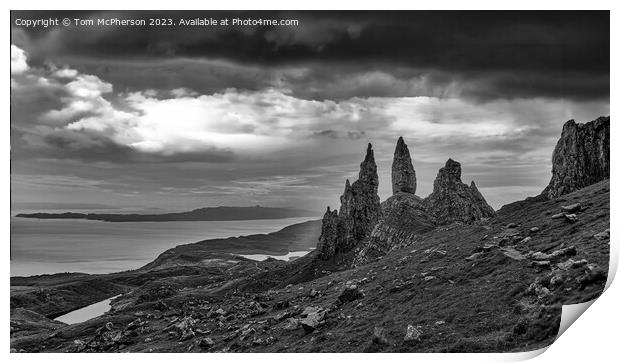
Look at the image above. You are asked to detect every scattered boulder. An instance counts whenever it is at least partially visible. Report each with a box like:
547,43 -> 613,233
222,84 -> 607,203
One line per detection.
561,203 -> 582,213
299,307 -> 326,333
466,252 -> 483,261
338,284 -> 364,304
239,326 -> 256,341
564,214 -> 578,223
593,229 -> 610,240
501,246 -> 526,261
173,316 -> 197,341
541,116 -> 610,199
372,327 -> 389,345
404,325 -> 422,342
576,265 -> 608,288
283,318 -> 299,331
529,227 -> 540,233
528,282 -> 551,299
550,212 -> 578,223
215,308 -> 226,315
557,259 -> 589,270
531,260 -> 551,268
529,246 -> 577,262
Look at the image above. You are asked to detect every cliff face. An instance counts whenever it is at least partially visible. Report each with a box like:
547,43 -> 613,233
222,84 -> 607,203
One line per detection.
317,144 -> 381,259
542,117 -> 610,199
391,137 -> 417,194
424,159 -> 495,225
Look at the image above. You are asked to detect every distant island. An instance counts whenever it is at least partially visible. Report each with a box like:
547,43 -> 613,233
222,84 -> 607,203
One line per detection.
15,206 -> 319,222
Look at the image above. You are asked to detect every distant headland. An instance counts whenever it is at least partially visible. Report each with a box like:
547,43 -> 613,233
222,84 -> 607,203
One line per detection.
15,205 -> 318,222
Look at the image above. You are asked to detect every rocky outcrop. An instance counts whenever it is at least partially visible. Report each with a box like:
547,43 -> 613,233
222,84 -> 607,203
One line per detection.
392,137 -> 417,194
317,143 -> 381,260
354,137 -> 434,265
424,159 -> 495,225
541,117 -> 610,199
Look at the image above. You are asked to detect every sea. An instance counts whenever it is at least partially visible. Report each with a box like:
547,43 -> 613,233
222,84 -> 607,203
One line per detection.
10,215 -> 314,277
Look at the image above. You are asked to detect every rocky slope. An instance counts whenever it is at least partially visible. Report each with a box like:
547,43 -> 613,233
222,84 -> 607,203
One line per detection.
10,117 -> 610,353
542,116 -> 610,199
10,180 -> 609,353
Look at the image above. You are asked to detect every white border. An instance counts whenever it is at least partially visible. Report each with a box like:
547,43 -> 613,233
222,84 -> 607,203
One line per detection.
4,2 -> 617,363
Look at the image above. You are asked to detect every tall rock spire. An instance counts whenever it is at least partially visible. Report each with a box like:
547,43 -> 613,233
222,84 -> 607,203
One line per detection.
391,137 -> 417,195
358,143 -> 379,188
317,143 -> 381,260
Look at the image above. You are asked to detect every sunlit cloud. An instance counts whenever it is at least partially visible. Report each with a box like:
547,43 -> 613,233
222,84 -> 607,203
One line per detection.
9,43 -> 610,210
11,45 -> 29,74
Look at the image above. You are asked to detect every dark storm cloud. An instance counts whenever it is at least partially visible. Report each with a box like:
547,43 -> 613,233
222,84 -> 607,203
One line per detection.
11,10 -> 609,101
9,11 -> 610,210
13,127 -> 236,164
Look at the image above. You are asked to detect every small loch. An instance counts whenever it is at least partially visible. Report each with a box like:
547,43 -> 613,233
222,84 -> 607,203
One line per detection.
55,295 -> 121,325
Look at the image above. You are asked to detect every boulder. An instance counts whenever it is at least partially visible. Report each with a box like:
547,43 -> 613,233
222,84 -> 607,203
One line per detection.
564,214 -> 578,223
372,327 -> 389,345
338,284 -> 364,303
557,259 -> 588,270
283,318 -> 299,331
593,229 -> 610,240
529,246 -> 577,262
561,203 -> 582,213
299,307 -> 326,333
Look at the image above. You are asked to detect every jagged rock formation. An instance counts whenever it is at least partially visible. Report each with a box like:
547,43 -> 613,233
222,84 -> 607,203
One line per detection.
541,116 -> 610,199
424,159 -> 495,225
355,137 -> 434,265
316,207 -> 338,258
317,144 -> 381,260
391,137 -> 417,194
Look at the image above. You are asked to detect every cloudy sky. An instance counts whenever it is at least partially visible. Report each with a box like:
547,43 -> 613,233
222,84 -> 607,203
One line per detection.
10,11 -> 609,212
